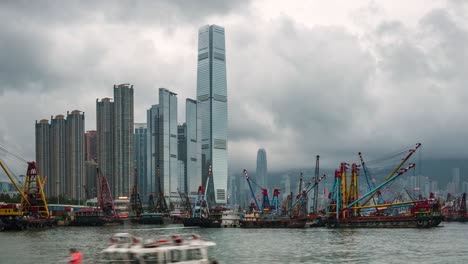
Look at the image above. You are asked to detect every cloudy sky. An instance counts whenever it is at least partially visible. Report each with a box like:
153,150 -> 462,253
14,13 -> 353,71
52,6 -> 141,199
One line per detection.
1,0 -> 468,175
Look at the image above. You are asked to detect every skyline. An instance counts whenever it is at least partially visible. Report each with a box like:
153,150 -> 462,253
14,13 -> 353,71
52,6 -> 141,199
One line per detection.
2,1 -> 468,176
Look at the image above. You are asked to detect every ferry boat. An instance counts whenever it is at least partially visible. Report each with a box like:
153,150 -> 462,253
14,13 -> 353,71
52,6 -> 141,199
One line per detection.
221,209 -> 240,227
96,233 -> 217,264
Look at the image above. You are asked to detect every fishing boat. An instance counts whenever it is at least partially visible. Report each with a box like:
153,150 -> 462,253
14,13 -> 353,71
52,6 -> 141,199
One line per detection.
96,233 -> 217,264
325,143 -> 443,228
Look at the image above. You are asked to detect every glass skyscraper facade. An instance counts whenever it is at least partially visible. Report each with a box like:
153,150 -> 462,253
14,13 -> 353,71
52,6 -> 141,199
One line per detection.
159,88 -> 179,200
197,25 -> 228,204
186,99 -> 202,197
147,104 -> 160,199
134,123 -> 147,201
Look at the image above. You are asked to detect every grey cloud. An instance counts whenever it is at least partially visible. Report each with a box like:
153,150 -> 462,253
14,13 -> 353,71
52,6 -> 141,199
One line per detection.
0,21 -> 53,94
227,19 -> 378,168
0,0 -> 251,25
2,0 -> 468,175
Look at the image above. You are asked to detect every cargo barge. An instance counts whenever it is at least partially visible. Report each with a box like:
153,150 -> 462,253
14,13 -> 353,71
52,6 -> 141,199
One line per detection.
239,211 -> 307,228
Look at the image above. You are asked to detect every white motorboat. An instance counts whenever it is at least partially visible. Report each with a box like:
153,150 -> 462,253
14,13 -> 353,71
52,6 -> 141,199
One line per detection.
96,233 -> 217,263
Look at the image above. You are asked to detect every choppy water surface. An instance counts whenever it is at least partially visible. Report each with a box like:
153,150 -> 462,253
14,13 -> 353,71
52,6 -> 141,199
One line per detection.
0,222 -> 467,263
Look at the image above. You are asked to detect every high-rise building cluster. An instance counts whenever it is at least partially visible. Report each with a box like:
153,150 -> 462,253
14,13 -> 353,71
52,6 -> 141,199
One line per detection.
35,25 -> 229,206
35,111 -> 85,201
96,84 -> 135,198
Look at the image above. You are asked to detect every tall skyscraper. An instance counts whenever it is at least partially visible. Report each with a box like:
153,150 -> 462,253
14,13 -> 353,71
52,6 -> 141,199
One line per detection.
178,124 -> 187,193
197,24 -> 228,204
158,88 -> 179,201
256,148 -> 268,189
85,130 -> 97,161
185,99 -> 202,196
113,84 -> 134,197
35,119 -> 50,194
96,98 -> 115,193
65,110 -> 85,200
134,123 -> 147,200
147,104 -> 160,198
50,115 -> 66,199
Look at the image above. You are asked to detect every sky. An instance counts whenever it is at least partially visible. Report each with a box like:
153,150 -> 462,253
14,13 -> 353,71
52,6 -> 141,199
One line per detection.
1,0 -> 468,175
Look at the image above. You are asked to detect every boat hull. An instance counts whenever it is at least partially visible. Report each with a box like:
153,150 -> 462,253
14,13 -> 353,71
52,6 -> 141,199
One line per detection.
130,214 -> 164,225
240,217 -> 307,228
0,217 -> 57,231
326,215 -> 443,228
182,217 -> 221,228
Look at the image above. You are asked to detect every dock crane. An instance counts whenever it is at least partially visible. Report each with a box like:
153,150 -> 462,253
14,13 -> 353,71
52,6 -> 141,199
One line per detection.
130,168 -> 143,217
288,173 -> 326,215
155,165 -> 169,214
0,160 -> 56,230
243,169 -> 261,211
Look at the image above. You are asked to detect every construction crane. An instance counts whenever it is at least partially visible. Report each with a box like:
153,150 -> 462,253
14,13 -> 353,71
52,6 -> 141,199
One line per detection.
130,168 -> 143,217
178,188 -> 191,217
96,168 -> 117,218
155,165 -> 169,214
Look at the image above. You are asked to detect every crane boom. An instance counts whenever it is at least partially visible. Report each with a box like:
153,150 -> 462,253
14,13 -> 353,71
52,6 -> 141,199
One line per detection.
361,143 -> 421,206
312,155 -> 320,214
288,174 -> 326,212
244,169 -> 260,211
345,163 -> 416,209
0,159 -> 30,205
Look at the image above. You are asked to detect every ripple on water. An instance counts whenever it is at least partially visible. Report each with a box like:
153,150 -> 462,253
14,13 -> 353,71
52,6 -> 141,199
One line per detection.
1,223 -> 468,263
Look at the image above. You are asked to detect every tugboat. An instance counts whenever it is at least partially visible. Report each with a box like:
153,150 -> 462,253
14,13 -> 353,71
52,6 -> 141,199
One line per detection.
325,143 -> 443,228
96,233 -> 217,263
442,192 -> 468,222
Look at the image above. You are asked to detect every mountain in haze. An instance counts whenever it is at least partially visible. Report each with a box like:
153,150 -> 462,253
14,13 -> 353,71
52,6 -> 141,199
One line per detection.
235,159 -> 468,192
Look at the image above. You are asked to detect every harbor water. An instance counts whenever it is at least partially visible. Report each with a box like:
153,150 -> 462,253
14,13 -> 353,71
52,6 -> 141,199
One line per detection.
0,222 -> 467,263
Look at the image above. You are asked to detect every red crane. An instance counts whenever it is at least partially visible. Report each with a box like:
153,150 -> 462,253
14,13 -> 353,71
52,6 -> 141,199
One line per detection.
97,169 -> 117,218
